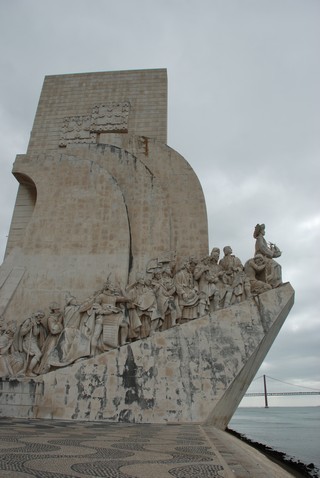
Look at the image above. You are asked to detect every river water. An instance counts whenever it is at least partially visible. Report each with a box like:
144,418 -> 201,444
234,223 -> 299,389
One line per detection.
229,407 -> 320,472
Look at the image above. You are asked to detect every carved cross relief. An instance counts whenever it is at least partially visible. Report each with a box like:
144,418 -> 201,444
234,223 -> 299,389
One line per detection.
59,101 -> 130,146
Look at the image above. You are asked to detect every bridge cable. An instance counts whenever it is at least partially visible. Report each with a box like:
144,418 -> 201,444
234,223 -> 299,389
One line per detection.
265,375 -> 320,392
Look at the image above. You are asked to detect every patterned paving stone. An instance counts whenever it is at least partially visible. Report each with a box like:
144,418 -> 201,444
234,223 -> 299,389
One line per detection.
72,460 -> 134,478
0,418 -> 295,477
168,464 -> 224,477
0,443 -> 60,453
112,443 -> 147,452
0,419 -> 225,477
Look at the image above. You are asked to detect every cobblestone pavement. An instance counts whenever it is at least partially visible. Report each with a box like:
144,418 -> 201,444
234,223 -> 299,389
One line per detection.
0,418 -> 293,478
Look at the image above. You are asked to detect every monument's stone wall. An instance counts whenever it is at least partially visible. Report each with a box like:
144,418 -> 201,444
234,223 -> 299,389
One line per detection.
3,152 -> 131,317
27,69 -> 167,155
67,139 -> 209,271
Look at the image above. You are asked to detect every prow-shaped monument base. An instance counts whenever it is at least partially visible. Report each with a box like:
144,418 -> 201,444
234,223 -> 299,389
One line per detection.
0,283 -> 294,427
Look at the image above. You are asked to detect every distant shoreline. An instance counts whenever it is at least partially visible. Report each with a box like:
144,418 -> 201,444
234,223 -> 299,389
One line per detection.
227,428 -> 319,478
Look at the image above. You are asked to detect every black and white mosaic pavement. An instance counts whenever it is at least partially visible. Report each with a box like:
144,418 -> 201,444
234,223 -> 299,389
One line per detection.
0,418 -> 225,477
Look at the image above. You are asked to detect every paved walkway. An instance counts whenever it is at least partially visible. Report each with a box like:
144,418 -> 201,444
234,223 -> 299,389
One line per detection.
0,418 -> 293,477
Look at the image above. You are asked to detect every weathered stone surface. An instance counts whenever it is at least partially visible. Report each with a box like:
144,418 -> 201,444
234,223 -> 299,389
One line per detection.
0,283 -> 294,426
28,69 -> 168,154
0,69 -> 294,428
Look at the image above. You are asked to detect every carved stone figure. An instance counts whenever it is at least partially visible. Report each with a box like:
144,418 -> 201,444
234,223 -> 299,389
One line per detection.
194,256 -> 220,316
244,254 -> 272,295
83,302 -> 102,356
18,311 -> 46,376
126,273 -> 161,338
219,246 -> 251,304
0,320 -> 18,378
206,247 -> 234,309
152,266 -> 179,329
37,303 -> 63,375
254,223 -> 282,288
94,281 -> 130,351
174,258 -> 200,321
48,295 -> 92,368
219,246 -> 243,276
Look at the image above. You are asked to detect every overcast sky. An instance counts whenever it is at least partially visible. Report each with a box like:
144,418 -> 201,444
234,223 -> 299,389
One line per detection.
0,0 -> 319,406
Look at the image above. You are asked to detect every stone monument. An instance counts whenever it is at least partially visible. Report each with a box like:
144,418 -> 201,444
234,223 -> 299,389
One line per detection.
0,69 -> 294,427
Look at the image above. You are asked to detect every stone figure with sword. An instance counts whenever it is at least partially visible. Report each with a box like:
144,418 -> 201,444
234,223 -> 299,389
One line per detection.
18,311 -> 46,376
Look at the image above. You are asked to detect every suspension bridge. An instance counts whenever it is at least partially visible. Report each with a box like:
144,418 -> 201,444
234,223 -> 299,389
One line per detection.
244,375 -> 320,407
